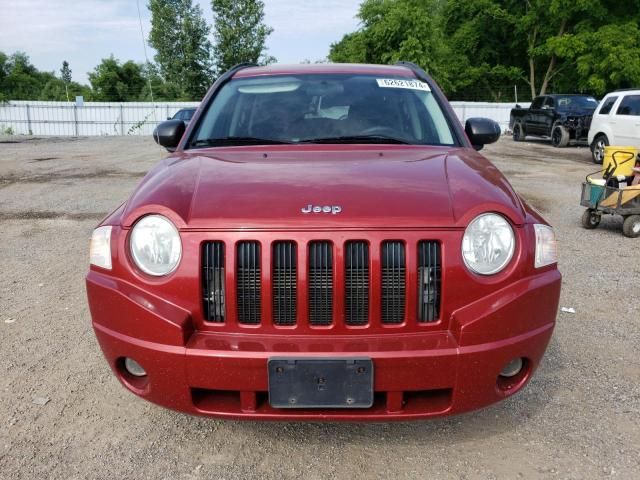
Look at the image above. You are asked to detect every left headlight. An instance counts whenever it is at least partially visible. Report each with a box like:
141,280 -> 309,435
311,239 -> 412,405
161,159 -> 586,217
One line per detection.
462,213 -> 515,275
130,215 -> 182,276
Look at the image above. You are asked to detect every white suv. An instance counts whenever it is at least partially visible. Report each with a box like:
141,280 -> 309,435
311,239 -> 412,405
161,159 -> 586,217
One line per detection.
588,89 -> 640,163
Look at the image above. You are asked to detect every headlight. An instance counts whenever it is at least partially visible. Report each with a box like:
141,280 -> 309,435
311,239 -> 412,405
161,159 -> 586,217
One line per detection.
89,226 -> 112,270
534,224 -> 558,268
130,215 -> 182,276
462,213 -> 515,275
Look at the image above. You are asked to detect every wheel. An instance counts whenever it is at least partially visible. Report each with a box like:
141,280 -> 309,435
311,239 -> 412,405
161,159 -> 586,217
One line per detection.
513,122 -> 525,142
551,124 -> 570,147
591,134 -> 608,164
622,215 -> 640,238
581,209 -> 601,229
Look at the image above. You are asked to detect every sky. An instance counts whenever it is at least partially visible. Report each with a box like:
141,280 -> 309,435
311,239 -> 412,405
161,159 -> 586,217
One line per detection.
0,0 -> 362,84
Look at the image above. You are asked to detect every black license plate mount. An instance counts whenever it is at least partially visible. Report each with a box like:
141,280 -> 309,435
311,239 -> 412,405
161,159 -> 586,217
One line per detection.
268,358 -> 374,409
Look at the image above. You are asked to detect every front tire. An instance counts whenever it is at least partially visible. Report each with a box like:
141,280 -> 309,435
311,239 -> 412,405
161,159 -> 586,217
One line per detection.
551,124 -> 570,147
513,122 -> 525,142
591,134 -> 608,164
581,209 -> 601,229
622,215 -> 640,238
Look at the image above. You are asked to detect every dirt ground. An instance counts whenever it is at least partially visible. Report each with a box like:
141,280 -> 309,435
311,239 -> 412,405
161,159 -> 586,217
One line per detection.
0,135 -> 638,480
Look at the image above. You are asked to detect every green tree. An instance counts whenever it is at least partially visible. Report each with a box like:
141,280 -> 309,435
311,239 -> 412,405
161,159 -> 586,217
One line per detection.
148,0 -> 213,100
60,60 -> 72,101
0,52 -> 8,102
558,22 -> 640,95
2,52 -> 43,99
444,0 -> 640,98
211,0 -> 275,74
331,0 -> 640,100
329,0 -> 457,93
88,56 -> 147,101
140,62 -> 190,101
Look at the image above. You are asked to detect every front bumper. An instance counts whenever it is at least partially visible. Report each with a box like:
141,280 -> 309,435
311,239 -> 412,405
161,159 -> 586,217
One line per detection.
87,269 -> 561,421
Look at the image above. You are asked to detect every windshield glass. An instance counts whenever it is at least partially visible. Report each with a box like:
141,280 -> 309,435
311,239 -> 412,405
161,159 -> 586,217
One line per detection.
556,96 -> 598,110
189,74 -> 456,148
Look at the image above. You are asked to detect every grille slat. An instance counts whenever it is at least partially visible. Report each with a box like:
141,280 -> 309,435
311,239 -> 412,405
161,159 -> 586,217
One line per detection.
202,242 -> 225,322
273,242 -> 297,325
345,241 -> 369,325
381,241 -> 406,324
237,241 -> 261,324
309,241 -> 333,325
418,241 -> 441,322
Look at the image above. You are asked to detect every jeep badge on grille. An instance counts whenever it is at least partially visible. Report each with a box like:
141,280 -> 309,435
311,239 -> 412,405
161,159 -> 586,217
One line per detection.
301,204 -> 342,215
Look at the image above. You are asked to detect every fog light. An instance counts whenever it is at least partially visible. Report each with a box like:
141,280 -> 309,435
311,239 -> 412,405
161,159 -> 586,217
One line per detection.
499,358 -> 523,378
124,357 -> 147,377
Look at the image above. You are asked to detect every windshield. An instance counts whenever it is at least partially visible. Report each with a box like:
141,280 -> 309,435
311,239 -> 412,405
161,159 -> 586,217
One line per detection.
556,96 -> 598,110
189,74 -> 456,148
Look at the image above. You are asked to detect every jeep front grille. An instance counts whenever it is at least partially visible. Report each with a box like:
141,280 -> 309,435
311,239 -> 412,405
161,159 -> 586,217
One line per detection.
381,241 -> 406,324
345,241 -> 369,325
418,241 -> 441,322
272,241 -> 297,326
236,241 -> 261,324
201,239 -> 442,328
308,241 -> 333,326
202,241 -> 225,322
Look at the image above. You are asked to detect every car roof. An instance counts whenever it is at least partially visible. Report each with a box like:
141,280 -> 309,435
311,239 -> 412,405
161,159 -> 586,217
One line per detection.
611,89 -> 640,94
545,94 -> 595,98
233,63 -> 416,79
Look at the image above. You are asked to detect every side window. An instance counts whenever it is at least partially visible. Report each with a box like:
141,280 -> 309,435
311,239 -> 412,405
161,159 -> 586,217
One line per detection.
531,97 -> 544,109
616,95 -> 640,116
543,97 -> 555,109
598,96 -> 618,115
175,110 -> 184,120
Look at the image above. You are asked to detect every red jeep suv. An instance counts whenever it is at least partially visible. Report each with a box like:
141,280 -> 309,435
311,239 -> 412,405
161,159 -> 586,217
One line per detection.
86,63 -> 561,420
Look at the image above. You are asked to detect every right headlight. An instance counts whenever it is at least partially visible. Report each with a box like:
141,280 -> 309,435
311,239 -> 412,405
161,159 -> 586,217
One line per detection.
130,214 -> 182,276
462,213 -> 515,275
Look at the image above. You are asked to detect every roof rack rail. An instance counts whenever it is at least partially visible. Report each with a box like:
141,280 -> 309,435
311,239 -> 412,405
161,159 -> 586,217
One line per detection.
394,61 -> 428,77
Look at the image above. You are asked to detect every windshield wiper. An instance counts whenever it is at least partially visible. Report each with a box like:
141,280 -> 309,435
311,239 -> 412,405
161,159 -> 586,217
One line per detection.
191,137 -> 293,147
296,135 -> 411,145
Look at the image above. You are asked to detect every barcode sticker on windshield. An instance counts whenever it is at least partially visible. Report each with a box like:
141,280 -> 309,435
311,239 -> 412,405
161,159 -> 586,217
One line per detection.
376,78 -> 431,92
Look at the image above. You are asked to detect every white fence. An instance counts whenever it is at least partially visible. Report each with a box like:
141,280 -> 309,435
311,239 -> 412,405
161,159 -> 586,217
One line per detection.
451,101 -> 530,132
0,100 -> 529,137
0,101 -> 199,136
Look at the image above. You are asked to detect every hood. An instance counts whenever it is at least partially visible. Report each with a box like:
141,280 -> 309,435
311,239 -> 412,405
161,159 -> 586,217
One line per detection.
121,145 -> 525,230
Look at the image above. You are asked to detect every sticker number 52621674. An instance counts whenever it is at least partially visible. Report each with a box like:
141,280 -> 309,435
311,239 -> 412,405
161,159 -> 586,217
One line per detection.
376,78 -> 431,92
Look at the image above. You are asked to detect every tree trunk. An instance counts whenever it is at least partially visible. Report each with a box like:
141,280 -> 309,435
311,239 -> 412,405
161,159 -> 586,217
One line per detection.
540,19 -> 567,96
528,25 -> 539,99
529,57 -> 536,99
539,55 -> 556,96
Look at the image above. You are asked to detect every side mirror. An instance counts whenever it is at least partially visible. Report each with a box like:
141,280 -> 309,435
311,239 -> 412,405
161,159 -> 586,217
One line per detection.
465,118 -> 501,151
167,116 -> 172,120
153,120 -> 186,152
515,104 -> 521,109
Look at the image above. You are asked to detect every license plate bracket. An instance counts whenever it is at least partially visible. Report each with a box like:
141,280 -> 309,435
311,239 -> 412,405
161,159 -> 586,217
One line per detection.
268,358 -> 373,409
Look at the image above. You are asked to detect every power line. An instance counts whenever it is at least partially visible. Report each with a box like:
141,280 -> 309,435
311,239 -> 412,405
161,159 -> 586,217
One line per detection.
136,0 -> 155,104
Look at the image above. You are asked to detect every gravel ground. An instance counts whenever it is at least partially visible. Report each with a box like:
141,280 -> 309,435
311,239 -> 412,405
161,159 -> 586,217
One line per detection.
0,135 -> 638,479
